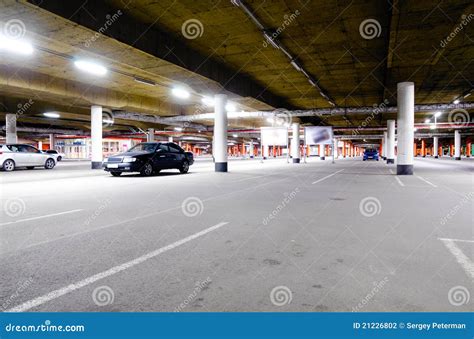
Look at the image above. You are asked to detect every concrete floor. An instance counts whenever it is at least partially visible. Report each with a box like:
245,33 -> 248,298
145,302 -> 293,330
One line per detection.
0,156 -> 472,312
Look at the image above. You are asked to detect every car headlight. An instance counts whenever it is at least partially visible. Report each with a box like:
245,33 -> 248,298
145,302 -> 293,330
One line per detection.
122,157 -> 137,162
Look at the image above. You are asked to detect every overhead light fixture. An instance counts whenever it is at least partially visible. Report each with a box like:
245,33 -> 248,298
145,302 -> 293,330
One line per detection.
103,118 -> 114,124
201,96 -> 215,107
430,125 -> 436,130
290,59 -> 303,72
424,118 -> 430,123
266,117 -> 274,123
171,87 -> 190,99
225,102 -> 236,112
434,111 -> 442,117
414,128 -> 418,132
232,134 -> 238,138
43,112 -> 60,118
134,77 -> 156,86
463,92 -> 471,98
308,78 -> 317,87
453,99 -> 460,104
74,60 -> 107,76
174,127 -> 183,132
328,101 -> 336,107
0,35 -> 34,55
263,31 -> 280,49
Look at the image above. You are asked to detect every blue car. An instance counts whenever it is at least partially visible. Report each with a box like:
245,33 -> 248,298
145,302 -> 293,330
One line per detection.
363,149 -> 379,161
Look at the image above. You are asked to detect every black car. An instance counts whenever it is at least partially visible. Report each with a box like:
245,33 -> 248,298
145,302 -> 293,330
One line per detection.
103,142 -> 194,177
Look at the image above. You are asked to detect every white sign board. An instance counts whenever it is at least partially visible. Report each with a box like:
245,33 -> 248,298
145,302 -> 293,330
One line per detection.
304,126 -> 333,145
260,127 -> 288,146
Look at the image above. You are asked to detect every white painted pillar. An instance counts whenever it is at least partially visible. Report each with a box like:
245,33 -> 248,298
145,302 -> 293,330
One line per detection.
454,130 -> 461,160
38,141 -> 43,150
320,145 -> 326,160
249,141 -> 254,158
386,120 -> 395,164
291,123 -> 300,163
213,94 -> 228,172
396,82 -> 414,175
49,134 -> 56,150
5,114 -> 17,144
263,145 -> 269,159
168,136 -> 173,142
333,139 -> 338,159
433,137 -> 439,158
382,131 -> 387,160
91,105 -> 103,169
147,128 -> 155,142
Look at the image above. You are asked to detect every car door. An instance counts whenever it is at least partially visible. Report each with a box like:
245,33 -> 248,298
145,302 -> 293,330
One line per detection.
7,145 -> 29,166
24,145 -> 47,165
166,143 -> 184,168
153,144 -> 172,169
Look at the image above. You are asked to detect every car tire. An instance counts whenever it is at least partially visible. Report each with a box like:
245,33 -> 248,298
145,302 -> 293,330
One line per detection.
140,162 -> 153,176
179,161 -> 189,174
45,158 -> 55,169
363,159 -> 366,161
27,166 -> 35,170
111,172 -> 122,177
57,156 -> 62,161
2,159 -> 15,172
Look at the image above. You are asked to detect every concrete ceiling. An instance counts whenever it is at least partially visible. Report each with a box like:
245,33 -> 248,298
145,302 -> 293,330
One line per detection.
0,0 -> 473,139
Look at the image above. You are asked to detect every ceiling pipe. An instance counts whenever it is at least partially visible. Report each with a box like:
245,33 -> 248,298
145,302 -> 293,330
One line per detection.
112,110 -> 209,131
1,126 -> 85,134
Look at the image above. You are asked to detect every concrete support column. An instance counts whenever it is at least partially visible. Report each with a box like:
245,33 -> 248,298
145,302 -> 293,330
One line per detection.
320,145 -> 326,160
49,134 -> 56,150
147,128 -> 155,142
38,141 -> 43,150
454,130 -> 461,160
386,120 -> 395,163
291,123 -> 300,163
249,141 -> 254,158
263,145 -> 269,159
5,114 -> 17,144
168,136 -> 173,142
333,139 -> 338,159
213,94 -> 228,172
91,105 -> 103,169
433,137 -> 439,158
382,131 -> 387,160
396,82 -> 414,175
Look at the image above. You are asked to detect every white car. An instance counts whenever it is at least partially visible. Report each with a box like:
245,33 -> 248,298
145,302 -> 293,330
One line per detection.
0,144 -> 56,171
43,149 -> 66,161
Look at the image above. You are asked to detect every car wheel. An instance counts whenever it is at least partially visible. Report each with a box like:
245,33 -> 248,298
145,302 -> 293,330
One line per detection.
3,159 -> 15,172
27,166 -> 35,170
111,172 -> 122,177
363,159 -> 366,161
45,158 -> 55,169
140,162 -> 153,176
57,156 -> 62,161
179,161 -> 189,174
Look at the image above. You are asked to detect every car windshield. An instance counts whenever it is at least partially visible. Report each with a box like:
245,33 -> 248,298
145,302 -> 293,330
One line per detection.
128,143 -> 157,153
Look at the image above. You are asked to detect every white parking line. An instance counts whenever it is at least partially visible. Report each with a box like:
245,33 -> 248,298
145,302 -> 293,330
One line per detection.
394,176 -> 405,187
439,238 -> 474,244
438,238 -> 474,279
416,175 -> 437,188
6,221 -> 229,312
0,209 -> 83,227
312,169 -> 345,185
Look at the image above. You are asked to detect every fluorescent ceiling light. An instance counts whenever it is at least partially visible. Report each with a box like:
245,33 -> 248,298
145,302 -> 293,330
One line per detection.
43,112 -> 60,118
430,125 -> 436,129
103,119 -> 114,124
266,117 -> 274,123
225,102 -> 236,111
134,77 -> 156,86
0,35 -> 33,55
290,59 -> 302,72
414,128 -> 418,132
464,92 -> 471,98
424,118 -> 430,123
174,127 -> 183,132
74,60 -> 107,76
232,134 -> 238,138
263,31 -> 280,49
171,87 -> 190,99
434,111 -> 442,117
201,96 -> 215,106
453,99 -> 460,104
